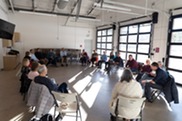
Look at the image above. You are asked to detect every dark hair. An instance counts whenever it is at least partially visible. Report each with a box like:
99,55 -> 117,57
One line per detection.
31,62 -> 39,71
120,68 -> 133,82
151,62 -> 159,67
129,54 -> 133,57
25,51 -> 30,56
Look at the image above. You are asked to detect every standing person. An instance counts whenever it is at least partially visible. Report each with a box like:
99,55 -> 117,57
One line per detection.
80,49 -> 89,66
142,62 -> 168,102
98,51 -> 107,69
114,52 -> 124,68
126,55 -> 138,73
110,69 -> 143,121
60,48 -> 68,66
91,50 -> 98,67
28,62 -> 40,80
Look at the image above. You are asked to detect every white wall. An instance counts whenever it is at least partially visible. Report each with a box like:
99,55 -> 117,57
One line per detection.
8,13 -> 95,59
0,0 -> 8,69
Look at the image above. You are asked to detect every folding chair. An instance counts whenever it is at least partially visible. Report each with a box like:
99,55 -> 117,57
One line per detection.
52,91 -> 82,121
115,96 -> 146,121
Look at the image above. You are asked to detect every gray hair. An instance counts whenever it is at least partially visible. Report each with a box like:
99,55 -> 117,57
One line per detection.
37,65 -> 47,74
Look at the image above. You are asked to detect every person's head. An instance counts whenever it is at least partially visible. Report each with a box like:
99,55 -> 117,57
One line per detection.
37,65 -> 48,76
110,51 -> 113,55
22,58 -> 30,67
50,49 -> 53,52
103,51 -> 106,55
146,59 -> 151,65
31,62 -> 39,71
120,68 -> 133,83
37,48 -> 41,52
128,55 -> 133,61
151,62 -> 159,71
30,49 -> 34,54
158,61 -> 163,68
61,48 -> 64,51
117,52 -> 120,57
25,51 -> 30,57
93,50 -> 96,53
82,49 -> 85,52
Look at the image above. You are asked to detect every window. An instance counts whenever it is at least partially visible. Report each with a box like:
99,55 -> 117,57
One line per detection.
166,15 -> 182,85
118,22 -> 152,62
96,28 -> 113,56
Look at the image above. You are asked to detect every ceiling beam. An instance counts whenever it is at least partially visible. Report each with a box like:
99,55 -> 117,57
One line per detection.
75,0 -> 82,21
32,0 -> 35,11
8,0 -> 14,13
10,7 -> 96,19
64,0 -> 80,25
52,0 -> 58,12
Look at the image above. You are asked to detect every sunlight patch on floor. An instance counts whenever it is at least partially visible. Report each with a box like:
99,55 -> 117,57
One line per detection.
81,81 -> 102,108
68,71 -> 83,83
73,75 -> 92,94
10,113 -> 24,121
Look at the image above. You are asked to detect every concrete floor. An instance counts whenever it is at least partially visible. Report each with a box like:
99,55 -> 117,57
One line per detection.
0,64 -> 181,121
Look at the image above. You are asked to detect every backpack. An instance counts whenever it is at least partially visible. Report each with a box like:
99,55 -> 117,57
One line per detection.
40,114 -> 53,121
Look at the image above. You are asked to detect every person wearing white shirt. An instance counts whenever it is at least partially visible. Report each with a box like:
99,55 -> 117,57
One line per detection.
110,68 -> 143,121
60,48 -> 68,66
30,49 -> 39,62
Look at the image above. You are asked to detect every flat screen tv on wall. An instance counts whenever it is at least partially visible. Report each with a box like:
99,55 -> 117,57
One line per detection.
0,19 -> 15,40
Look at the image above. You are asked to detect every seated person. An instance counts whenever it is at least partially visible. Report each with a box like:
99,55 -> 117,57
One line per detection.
80,49 -> 89,66
30,49 -> 39,62
60,48 -> 68,66
114,52 -> 124,68
126,55 -> 138,72
91,50 -> 98,67
34,65 -> 68,93
24,51 -> 31,60
35,48 -> 48,65
136,59 -> 152,82
20,58 -> 31,94
46,49 -> 57,66
98,51 -> 107,68
110,69 -> 143,121
105,51 -> 115,70
158,61 -> 166,71
28,62 -> 39,80
142,62 -> 168,102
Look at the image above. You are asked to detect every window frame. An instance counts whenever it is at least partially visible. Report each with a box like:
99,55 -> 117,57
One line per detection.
166,14 -> 182,86
96,27 -> 114,56
118,21 -> 153,62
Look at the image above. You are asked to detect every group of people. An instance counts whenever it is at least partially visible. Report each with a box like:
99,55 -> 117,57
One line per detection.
19,49 -> 70,96
109,59 -> 169,121
24,48 -> 69,67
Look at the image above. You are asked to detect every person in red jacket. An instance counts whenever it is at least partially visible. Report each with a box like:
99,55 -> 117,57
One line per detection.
126,55 -> 138,72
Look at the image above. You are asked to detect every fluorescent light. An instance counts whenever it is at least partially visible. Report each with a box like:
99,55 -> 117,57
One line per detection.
72,17 -> 101,22
94,3 -> 131,12
95,7 -> 143,16
18,11 -> 57,17
104,0 -> 159,12
103,3 -> 131,12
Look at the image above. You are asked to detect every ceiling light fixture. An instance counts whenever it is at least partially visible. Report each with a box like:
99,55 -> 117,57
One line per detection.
18,11 -> 57,17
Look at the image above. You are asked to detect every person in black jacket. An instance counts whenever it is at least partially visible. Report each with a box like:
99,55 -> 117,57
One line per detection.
20,58 -> 31,94
114,52 -> 124,68
142,62 -> 168,102
34,65 -> 68,93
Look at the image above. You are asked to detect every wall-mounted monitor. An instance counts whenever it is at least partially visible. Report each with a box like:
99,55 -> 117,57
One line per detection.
0,19 -> 15,40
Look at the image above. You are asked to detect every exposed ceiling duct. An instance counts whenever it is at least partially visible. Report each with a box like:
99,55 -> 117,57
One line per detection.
57,0 -> 69,9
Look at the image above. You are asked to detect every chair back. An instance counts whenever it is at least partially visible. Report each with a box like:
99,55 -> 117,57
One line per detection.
116,95 -> 145,116
52,91 -> 78,104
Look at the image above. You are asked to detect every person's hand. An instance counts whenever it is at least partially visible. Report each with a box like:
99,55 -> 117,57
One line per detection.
149,72 -> 155,76
150,80 -> 155,84
141,80 -> 147,84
